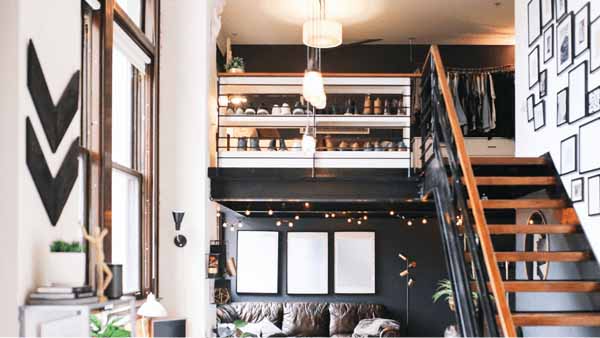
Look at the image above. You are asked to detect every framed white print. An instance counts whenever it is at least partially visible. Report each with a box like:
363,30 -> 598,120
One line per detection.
591,16 -> 600,73
560,134 -> 577,175
529,46 -> 540,89
287,232 -> 328,294
568,60 -> 588,124
534,100 -> 546,131
556,0 -> 567,20
529,0 -> 542,46
589,174 -> 600,216
541,0 -> 554,27
557,88 -> 569,126
544,25 -> 554,62
574,3 -> 590,57
557,12 -> 574,74
527,94 -> 535,122
571,177 -> 584,202
237,231 -> 279,294
334,232 -> 375,294
579,117 -> 600,174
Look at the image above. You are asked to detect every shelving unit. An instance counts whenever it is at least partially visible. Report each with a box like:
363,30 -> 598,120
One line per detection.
216,73 -> 416,173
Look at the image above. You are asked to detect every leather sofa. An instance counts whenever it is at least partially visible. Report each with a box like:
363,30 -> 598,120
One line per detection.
217,302 -> 401,337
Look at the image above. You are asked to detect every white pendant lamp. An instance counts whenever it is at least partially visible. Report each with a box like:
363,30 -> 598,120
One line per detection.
302,70 -> 325,107
303,19 -> 342,48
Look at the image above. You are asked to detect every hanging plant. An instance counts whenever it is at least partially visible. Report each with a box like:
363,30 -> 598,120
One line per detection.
225,57 -> 245,73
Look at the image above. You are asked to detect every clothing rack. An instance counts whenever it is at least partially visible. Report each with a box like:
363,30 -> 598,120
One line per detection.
446,64 -> 515,74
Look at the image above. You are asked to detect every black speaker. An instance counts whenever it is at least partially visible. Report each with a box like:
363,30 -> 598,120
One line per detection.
106,263 -> 123,299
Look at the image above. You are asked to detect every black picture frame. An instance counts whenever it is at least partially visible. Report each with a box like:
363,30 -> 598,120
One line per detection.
529,0 -> 543,46
591,15 -> 600,73
568,60 -> 588,124
571,177 -> 584,202
579,117 -> 600,174
527,94 -> 536,122
529,46 -> 540,89
556,0 -> 568,21
541,0 -> 554,28
539,69 -> 548,98
560,134 -> 577,175
557,87 -> 569,126
588,85 -> 600,116
589,174 -> 600,216
534,100 -> 546,131
574,2 -> 590,58
557,12 -> 574,75
543,24 -> 555,62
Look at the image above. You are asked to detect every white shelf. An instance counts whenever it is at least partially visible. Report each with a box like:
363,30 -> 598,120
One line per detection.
218,114 -> 411,128
218,151 -> 410,169
219,76 -> 412,86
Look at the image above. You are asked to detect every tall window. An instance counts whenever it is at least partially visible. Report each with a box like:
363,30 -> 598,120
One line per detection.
81,0 -> 158,298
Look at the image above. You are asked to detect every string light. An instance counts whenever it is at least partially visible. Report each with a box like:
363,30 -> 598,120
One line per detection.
230,226 -> 235,231
407,220 -> 413,226
238,221 -> 243,228
276,220 -> 282,226
389,210 -> 395,216
357,220 -> 362,225
363,215 -> 368,220
288,221 -> 294,228
294,215 -> 300,220
331,213 -> 336,218
422,218 -> 428,224
268,209 -> 274,216
347,218 -> 353,223
245,210 -> 251,216
222,222 -> 228,228
304,202 -> 310,208
325,213 -> 330,218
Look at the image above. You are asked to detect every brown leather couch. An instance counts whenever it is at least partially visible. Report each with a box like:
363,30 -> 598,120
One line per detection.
217,302 -> 401,337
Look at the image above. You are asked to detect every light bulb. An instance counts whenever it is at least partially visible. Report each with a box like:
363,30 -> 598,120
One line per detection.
303,71 -> 325,106
268,209 -> 274,216
245,210 -> 251,216
407,220 -> 413,226
347,218 -> 352,223
422,218 -> 428,224
276,220 -> 282,226
238,221 -> 243,228
294,215 -> 300,220
331,213 -> 336,218
229,226 -> 235,231
222,222 -> 228,228
389,210 -> 395,216
304,202 -> 310,208
288,221 -> 294,228
363,215 -> 368,220
357,220 -> 362,225
325,213 -> 330,218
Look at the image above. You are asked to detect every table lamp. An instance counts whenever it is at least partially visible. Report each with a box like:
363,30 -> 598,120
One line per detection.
138,293 -> 167,337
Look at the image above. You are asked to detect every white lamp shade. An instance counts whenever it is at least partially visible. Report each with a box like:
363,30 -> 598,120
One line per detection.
313,92 -> 327,109
303,20 -> 343,48
137,293 -> 167,318
303,71 -> 326,107
302,133 -> 317,153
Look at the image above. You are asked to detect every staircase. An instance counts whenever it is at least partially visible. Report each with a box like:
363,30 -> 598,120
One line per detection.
468,156 -> 600,330
420,45 -> 600,337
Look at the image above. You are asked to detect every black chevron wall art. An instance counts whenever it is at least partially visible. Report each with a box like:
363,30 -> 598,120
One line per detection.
26,39 -> 81,226
27,40 -> 80,153
26,118 -> 80,226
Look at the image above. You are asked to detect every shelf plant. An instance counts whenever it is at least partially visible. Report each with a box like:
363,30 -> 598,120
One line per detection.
45,239 -> 86,287
225,57 -> 245,73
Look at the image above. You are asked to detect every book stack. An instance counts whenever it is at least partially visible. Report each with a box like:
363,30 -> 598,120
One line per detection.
27,285 -> 98,305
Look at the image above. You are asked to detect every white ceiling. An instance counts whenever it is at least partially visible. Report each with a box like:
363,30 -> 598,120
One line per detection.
220,0 -> 515,45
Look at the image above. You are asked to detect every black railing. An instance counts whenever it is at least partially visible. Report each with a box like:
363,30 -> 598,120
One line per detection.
419,50 -> 500,337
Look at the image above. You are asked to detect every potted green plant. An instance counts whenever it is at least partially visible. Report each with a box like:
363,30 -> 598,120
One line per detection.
225,57 -> 245,73
432,278 -> 482,312
90,314 -> 131,337
44,240 -> 86,286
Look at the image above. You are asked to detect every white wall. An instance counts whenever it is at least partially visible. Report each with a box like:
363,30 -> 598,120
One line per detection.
0,0 -> 81,335
516,0 -> 600,258
159,0 -> 218,335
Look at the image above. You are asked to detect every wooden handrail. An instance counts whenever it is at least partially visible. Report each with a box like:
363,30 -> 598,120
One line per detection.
428,45 -> 517,337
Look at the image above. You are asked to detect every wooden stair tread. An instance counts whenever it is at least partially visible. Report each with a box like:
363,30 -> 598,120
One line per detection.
468,199 -> 568,209
502,281 -> 600,292
495,251 -> 593,262
470,176 -> 556,186
511,312 -> 600,326
486,224 -> 581,234
469,157 -> 547,166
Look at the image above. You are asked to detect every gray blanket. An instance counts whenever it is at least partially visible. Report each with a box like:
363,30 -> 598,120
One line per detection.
352,318 -> 401,338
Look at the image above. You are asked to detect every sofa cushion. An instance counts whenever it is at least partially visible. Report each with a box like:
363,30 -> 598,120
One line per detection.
218,302 -> 284,328
329,303 -> 387,336
282,302 -> 329,337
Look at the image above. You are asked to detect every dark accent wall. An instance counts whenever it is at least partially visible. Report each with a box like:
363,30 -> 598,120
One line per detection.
222,212 -> 455,337
229,44 -> 514,73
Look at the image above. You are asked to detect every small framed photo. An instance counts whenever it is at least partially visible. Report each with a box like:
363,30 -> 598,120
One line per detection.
579,117 -> 600,174
568,60 -> 588,124
589,174 -> 600,216
527,94 -> 536,122
556,0 -> 568,20
539,69 -> 548,98
557,88 -> 569,126
560,134 -> 577,175
534,100 -> 546,131
541,0 -> 554,27
571,177 -> 584,202
589,86 -> 600,116
529,46 -> 540,88
543,25 -> 555,62
529,0 -> 542,46
591,16 -> 600,73
574,3 -> 590,57
557,12 -> 574,74
207,253 -> 221,278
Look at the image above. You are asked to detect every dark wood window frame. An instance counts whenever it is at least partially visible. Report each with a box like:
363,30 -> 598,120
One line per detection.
81,0 -> 160,298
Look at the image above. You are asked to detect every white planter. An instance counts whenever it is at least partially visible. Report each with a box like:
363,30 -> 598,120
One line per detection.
44,252 -> 86,287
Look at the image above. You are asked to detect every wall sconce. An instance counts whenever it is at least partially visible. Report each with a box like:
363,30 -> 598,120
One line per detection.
399,253 -> 417,336
173,211 -> 187,247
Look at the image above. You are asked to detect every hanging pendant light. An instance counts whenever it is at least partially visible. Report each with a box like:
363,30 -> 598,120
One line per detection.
302,0 -> 342,49
302,70 -> 325,106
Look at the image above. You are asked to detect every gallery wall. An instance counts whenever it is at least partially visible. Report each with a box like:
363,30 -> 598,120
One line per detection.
221,212 -> 456,337
515,0 -> 600,259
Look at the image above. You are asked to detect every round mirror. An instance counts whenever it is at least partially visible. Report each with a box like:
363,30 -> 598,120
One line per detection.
524,210 -> 550,280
